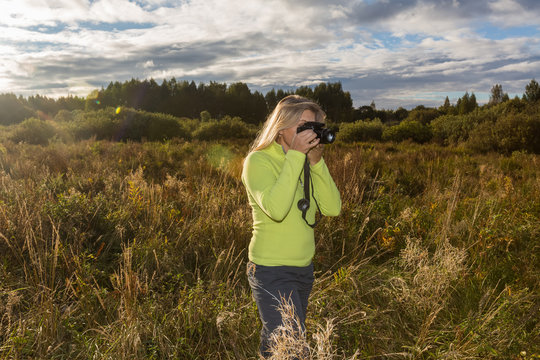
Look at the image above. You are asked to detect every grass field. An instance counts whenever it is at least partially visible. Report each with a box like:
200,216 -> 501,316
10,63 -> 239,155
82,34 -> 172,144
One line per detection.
0,138 -> 538,359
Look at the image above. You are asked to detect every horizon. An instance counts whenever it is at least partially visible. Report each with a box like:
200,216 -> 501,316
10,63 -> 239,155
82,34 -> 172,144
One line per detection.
1,0 -> 539,109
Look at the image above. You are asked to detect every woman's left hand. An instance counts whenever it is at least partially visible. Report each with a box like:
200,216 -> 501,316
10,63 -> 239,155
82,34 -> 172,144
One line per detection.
307,143 -> 324,165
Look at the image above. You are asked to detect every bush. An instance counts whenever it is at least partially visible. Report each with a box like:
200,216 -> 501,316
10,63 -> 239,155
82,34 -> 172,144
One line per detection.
337,118 -> 384,142
430,114 -> 477,145
54,109 -> 74,122
468,112 -> 540,154
493,113 -> 540,154
465,121 -> 497,153
382,120 -> 432,143
192,116 -> 256,140
67,107 -> 191,141
118,108 -> 191,141
10,117 -> 57,145
69,108 -> 118,140
405,107 -> 440,125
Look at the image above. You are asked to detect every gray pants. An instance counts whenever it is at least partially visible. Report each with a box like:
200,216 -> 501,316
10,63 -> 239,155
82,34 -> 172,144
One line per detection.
247,261 -> 314,358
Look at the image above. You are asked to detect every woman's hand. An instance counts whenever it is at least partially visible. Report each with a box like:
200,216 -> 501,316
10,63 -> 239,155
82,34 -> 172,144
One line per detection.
290,130 -> 320,154
307,143 -> 324,165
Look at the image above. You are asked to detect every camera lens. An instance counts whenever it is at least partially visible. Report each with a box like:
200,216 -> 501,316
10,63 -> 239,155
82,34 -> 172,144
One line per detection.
321,129 -> 336,144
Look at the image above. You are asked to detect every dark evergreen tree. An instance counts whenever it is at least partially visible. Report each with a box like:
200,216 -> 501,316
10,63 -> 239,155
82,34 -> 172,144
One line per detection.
265,89 -> 278,113
439,96 -> 454,115
456,92 -> 478,114
524,79 -> 540,103
295,86 -> 314,100
0,94 -> 34,125
312,82 -> 353,122
354,105 -> 375,121
393,107 -> 409,122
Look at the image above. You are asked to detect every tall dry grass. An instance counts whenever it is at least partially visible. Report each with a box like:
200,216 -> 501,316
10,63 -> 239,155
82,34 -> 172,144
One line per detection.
0,139 -> 538,359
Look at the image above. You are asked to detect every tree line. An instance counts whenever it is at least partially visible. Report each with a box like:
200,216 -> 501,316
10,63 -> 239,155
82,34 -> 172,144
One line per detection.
1,78 -> 539,127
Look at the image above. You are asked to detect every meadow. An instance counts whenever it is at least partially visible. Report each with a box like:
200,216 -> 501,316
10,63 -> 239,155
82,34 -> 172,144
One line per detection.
0,135 -> 538,359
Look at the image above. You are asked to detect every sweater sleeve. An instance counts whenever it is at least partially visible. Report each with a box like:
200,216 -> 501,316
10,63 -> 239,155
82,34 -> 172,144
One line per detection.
309,157 -> 341,217
242,149 -> 306,222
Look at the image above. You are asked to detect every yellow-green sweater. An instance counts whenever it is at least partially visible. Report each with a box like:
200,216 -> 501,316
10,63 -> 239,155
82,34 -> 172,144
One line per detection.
241,141 -> 341,267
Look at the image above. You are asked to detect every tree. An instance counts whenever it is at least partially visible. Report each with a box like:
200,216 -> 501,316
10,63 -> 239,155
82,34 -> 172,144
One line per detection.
443,96 -> 451,108
265,89 -> 278,113
225,82 -> 267,124
312,82 -> 354,122
394,107 -> 409,122
489,84 -> 509,106
406,107 -> 440,125
0,93 -> 35,125
456,92 -> 478,114
439,96 -> 454,115
354,105 -> 375,121
469,93 -> 478,111
295,86 -> 314,100
524,79 -> 540,103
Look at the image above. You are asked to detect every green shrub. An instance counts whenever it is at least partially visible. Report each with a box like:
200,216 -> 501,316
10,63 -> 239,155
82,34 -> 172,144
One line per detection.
382,120 -> 432,143
430,114 -> 477,145
493,113 -> 540,154
192,116 -> 256,140
10,117 -> 57,145
466,121 -> 497,153
467,113 -> 540,154
67,107 -> 191,141
178,117 -> 201,133
338,118 -> 384,142
405,107 -> 440,125
70,108 -> 118,140
54,109 -> 74,122
118,108 -> 191,141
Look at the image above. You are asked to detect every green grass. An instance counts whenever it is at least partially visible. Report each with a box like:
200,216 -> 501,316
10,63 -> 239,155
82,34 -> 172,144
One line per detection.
0,139 -> 538,359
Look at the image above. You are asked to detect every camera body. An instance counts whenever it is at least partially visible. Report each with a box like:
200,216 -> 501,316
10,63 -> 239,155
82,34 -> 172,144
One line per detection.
296,121 -> 336,144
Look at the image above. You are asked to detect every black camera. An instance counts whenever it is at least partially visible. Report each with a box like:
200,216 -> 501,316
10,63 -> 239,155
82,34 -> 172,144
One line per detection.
296,121 -> 336,144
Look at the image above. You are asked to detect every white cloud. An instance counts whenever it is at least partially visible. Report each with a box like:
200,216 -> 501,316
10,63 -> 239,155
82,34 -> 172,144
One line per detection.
489,0 -> 540,27
491,60 -> 540,73
88,0 -> 153,23
142,60 -> 154,68
1,0 -> 539,108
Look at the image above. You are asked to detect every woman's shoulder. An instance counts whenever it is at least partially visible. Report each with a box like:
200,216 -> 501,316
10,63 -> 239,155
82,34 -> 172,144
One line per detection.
245,147 -> 273,163
244,150 -> 270,164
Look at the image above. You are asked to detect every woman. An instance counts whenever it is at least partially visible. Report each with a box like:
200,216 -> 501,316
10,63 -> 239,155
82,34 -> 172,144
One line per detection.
241,95 -> 341,358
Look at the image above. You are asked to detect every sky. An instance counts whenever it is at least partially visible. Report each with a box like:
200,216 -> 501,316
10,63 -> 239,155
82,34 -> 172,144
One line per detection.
0,0 -> 539,109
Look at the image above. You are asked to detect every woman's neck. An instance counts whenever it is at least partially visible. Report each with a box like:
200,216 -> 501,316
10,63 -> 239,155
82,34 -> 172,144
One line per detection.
276,137 -> 289,153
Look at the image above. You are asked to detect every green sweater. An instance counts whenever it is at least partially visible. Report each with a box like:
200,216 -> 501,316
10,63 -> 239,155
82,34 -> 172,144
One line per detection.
242,141 -> 341,267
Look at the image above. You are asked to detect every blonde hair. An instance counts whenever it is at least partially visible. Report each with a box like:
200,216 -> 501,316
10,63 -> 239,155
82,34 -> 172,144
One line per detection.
249,95 -> 326,153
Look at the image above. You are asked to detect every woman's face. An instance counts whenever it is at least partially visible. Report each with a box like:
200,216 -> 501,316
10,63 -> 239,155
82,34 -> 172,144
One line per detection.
278,109 -> 316,152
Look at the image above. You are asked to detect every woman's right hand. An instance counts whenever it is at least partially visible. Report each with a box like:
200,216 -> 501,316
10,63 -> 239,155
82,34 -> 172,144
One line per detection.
290,130 -> 320,154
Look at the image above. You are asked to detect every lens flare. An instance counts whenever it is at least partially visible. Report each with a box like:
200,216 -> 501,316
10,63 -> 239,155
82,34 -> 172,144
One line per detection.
206,144 -> 233,172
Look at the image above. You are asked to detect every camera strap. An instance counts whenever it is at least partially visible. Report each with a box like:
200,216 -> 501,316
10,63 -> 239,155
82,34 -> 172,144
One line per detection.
298,157 -> 320,228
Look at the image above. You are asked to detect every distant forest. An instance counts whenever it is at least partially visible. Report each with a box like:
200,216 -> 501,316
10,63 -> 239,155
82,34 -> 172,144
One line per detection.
1,80 -> 358,125
1,78 -> 539,153
2,78 -> 540,125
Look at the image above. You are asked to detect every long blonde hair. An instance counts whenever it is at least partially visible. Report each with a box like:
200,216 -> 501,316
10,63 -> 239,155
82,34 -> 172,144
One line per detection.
249,95 -> 326,153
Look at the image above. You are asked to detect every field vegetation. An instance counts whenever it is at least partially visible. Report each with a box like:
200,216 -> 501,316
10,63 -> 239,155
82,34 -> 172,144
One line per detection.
0,79 -> 539,359
0,135 -> 538,359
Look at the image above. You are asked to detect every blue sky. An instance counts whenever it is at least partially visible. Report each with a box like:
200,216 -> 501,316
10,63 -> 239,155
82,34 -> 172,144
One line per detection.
0,0 -> 539,109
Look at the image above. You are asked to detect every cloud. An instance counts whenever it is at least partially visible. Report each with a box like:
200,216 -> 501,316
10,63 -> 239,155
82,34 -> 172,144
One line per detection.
1,0 -> 539,108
